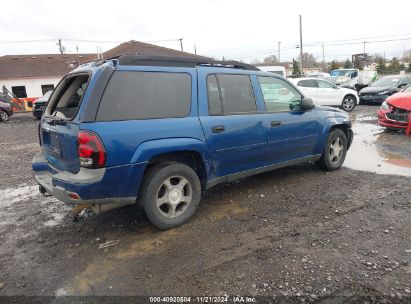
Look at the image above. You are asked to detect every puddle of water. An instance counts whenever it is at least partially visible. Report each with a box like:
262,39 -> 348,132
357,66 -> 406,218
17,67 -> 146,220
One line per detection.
344,121 -> 411,177
0,185 -> 40,207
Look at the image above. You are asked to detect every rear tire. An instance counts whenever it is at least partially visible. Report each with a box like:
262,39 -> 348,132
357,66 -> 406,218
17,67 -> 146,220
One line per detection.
317,128 -> 347,171
0,111 -> 9,122
341,95 -> 356,112
141,162 -> 201,230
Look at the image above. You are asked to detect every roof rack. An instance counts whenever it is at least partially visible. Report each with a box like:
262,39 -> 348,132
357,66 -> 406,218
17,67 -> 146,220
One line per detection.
114,55 -> 260,71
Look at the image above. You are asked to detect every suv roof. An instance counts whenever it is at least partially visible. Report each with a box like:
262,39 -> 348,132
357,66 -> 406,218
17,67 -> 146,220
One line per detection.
113,55 -> 260,71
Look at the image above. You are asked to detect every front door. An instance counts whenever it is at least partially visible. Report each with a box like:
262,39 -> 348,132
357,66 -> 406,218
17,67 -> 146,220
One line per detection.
256,75 -> 321,163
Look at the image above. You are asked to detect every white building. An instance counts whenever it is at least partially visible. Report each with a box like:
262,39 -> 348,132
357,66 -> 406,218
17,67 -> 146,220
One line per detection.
0,54 -> 90,99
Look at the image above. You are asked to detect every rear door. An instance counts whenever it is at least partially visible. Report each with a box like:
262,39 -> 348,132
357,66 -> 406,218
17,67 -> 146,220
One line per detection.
198,70 -> 268,177
296,79 -> 318,102
41,73 -> 90,173
316,79 -> 340,106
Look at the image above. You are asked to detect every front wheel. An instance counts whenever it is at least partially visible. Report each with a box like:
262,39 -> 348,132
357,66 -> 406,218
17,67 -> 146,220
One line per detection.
0,111 -> 9,122
341,95 -> 356,112
141,162 -> 201,229
317,128 -> 347,171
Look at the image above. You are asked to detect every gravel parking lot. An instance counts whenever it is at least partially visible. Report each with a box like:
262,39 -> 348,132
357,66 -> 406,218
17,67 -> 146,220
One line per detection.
0,106 -> 410,303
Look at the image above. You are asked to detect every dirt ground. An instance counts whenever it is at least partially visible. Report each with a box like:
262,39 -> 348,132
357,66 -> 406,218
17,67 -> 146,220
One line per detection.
0,106 -> 410,303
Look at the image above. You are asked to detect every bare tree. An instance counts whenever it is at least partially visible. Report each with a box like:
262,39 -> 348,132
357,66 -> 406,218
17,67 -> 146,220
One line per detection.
263,55 -> 278,64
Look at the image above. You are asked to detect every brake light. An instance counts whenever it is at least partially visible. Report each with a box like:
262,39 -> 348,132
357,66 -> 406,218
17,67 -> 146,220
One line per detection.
77,131 -> 106,168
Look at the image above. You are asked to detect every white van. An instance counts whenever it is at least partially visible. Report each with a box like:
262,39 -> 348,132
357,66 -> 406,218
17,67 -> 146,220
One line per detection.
257,65 -> 287,78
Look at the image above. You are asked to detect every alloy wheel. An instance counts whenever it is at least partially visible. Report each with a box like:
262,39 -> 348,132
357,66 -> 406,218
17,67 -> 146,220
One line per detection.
155,176 -> 192,218
0,111 -> 8,121
342,96 -> 355,111
329,137 -> 343,164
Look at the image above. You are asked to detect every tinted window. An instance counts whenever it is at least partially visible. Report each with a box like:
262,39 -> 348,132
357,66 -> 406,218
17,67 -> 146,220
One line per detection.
207,74 -> 223,116
258,76 -> 302,112
318,80 -> 335,88
97,71 -> 191,121
217,74 -> 256,114
298,79 -> 317,88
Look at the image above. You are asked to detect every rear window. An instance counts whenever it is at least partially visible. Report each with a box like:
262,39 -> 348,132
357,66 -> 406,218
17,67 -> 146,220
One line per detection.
47,74 -> 89,119
207,74 -> 256,115
97,71 -> 191,121
298,79 -> 317,88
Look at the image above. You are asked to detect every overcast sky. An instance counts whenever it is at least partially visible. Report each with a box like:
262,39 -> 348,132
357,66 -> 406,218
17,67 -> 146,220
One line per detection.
0,0 -> 410,63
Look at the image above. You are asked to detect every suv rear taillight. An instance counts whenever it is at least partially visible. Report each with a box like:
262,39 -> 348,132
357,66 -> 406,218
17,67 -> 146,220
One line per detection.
77,131 -> 106,168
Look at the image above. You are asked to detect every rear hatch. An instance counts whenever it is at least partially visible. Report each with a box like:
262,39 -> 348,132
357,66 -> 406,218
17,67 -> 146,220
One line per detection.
40,73 -> 90,174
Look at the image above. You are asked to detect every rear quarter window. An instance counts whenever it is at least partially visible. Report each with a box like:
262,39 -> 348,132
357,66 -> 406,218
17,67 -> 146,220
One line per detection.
96,71 -> 191,121
46,74 -> 89,119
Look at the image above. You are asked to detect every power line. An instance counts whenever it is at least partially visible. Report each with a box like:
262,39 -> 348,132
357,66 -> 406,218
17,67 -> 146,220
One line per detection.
0,39 -> 55,43
0,38 -> 183,44
229,36 -> 411,60
305,37 -> 411,47
304,32 -> 411,45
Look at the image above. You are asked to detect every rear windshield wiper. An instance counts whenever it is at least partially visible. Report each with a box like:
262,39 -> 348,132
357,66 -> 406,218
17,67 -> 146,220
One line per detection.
44,116 -> 67,126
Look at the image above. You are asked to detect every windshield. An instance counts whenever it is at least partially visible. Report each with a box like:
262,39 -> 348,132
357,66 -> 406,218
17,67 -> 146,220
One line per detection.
371,77 -> 401,87
330,69 -> 353,77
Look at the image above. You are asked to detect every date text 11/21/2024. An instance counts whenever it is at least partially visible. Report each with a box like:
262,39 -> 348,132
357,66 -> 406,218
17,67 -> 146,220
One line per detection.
149,296 -> 257,303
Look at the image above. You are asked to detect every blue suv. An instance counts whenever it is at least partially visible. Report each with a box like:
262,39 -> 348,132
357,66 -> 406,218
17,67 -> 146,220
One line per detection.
32,55 -> 353,229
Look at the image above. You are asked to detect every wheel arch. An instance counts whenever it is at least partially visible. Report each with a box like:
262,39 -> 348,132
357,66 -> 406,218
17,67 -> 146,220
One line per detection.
315,117 -> 353,154
343,93 -> 358,103
145,150 -> 208,189
131,138 -> 213,190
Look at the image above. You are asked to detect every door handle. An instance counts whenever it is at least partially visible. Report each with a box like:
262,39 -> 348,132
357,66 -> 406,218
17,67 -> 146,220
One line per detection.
270,121 -> 281,127
211,125 -> 225,133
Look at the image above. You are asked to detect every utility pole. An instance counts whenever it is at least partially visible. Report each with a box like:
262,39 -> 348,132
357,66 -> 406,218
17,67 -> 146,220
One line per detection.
363,41 -> 367,68
299,15 -> 303,75
76,44 -> 80,66
194,44 -> 197,55
179,38 -> 184,52
278,41 -> 281,63
322,44 -> 325,72
58,39 -> 64,54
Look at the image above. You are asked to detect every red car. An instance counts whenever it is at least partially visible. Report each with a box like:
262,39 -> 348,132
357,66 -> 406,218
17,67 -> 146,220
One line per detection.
378,85 -> 411,135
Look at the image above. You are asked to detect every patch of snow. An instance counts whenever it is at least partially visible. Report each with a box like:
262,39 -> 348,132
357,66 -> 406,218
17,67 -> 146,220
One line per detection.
0,185 -> 40,208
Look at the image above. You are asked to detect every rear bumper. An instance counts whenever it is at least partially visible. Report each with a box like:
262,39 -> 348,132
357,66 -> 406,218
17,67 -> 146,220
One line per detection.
32,152 -> 147,205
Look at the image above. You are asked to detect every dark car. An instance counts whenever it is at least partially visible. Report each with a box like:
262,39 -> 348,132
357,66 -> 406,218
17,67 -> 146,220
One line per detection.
0,100 -> 13,122
32,55 -> 353,229
359,75 -> 411,104
33,91 -> 53,119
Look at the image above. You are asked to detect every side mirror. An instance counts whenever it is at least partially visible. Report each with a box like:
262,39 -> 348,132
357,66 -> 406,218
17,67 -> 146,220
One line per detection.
301,97 -> 315,110
398,83 -> 407,88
